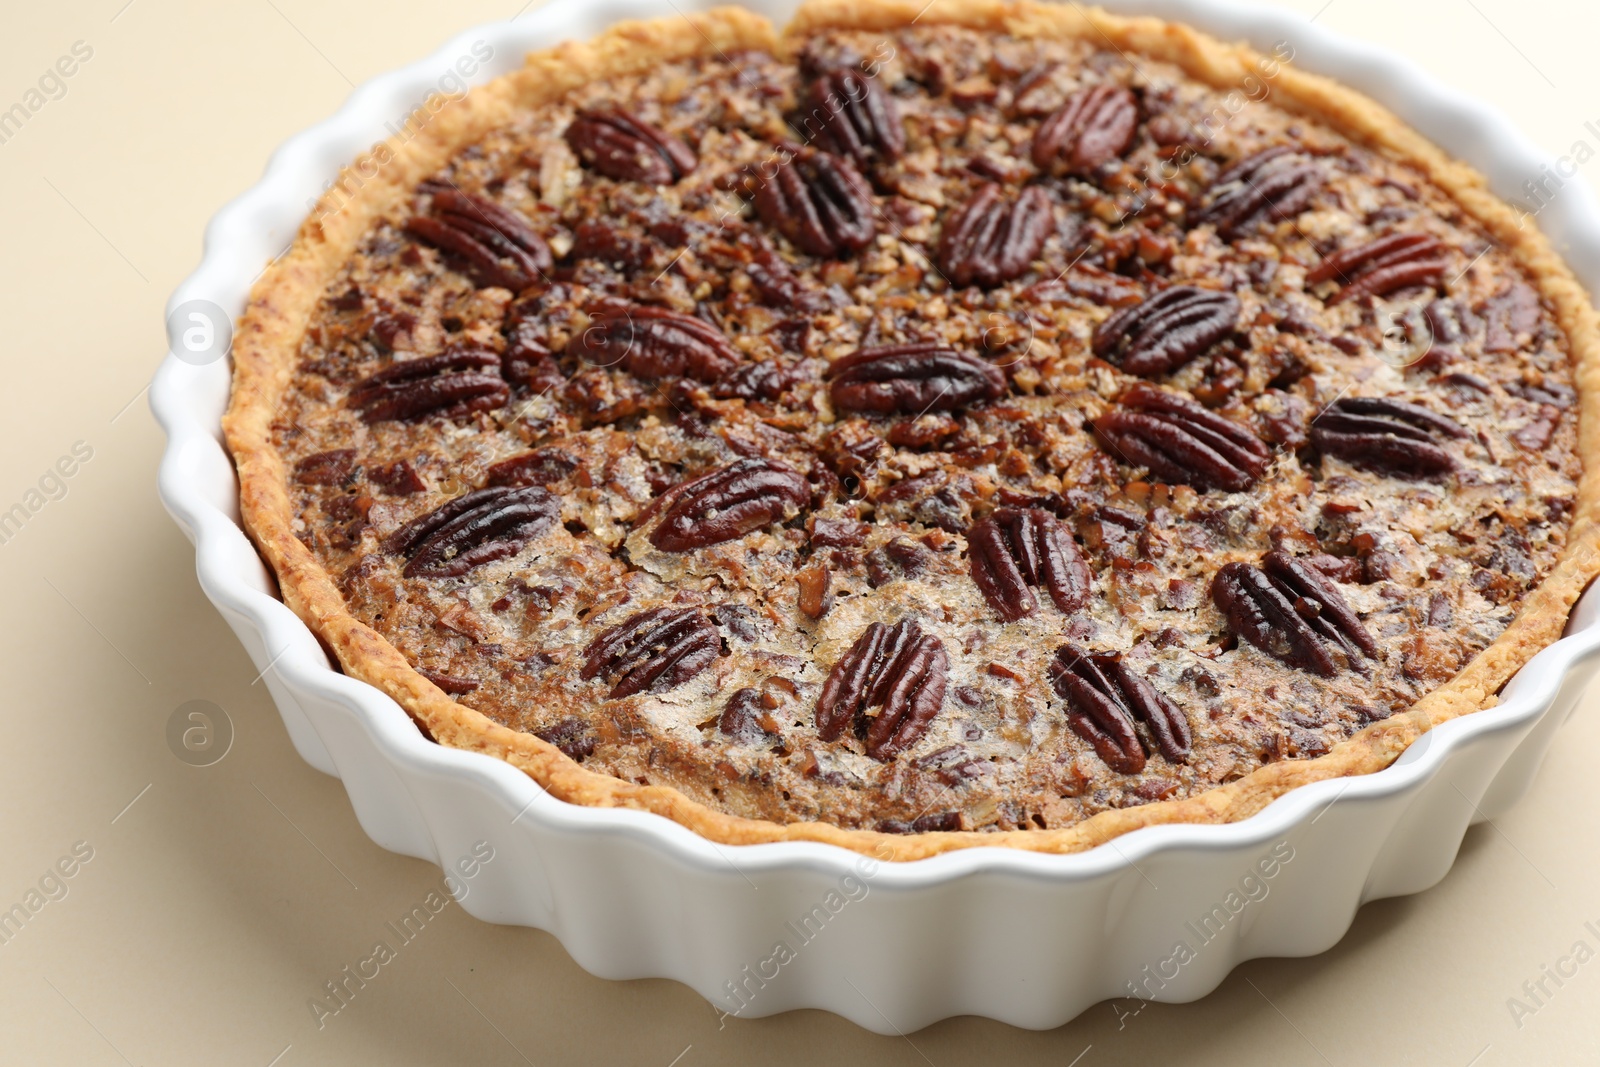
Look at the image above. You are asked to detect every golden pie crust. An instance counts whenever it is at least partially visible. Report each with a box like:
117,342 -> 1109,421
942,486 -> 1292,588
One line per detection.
224,0 -> 1600,860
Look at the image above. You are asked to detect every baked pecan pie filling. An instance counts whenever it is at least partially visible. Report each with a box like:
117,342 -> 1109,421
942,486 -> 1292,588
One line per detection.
268,22 -> 1582,837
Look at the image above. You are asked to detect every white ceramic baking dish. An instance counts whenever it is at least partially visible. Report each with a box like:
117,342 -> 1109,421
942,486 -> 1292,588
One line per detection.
152,0 -> 1600,1031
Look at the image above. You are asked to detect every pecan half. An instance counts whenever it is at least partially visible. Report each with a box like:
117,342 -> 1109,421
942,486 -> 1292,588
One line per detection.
1212,551 -> 1376,676
1093,383 -> 1271,491
827,343 -> 1006,415
799,68 -> 904,166
563,108 -> 696,185
936,183 -> 1052,289
386,486 -> 559,578
1307,233 -> 1451,304
967,507 -> 1091,621
1049,645 -> 1192,772
649,458 -> 811,552
753,149 -> 877,259
405,189 -> 552,290
1193,146 -> 1324,239
348,347 -> 509,424
815,618 -> 948,761
568,305 -> 739,383
1310,396 -> 1467,476
1092,286 -> 1239,377
581,607 -> 720,698
1031,84 -> 1139,174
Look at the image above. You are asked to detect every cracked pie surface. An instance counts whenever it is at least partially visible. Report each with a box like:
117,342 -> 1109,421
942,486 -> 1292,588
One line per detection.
224,1 -> 1600,859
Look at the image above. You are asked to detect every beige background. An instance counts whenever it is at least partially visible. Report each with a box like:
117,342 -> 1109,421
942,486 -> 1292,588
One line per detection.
1,0 -> 1598,1062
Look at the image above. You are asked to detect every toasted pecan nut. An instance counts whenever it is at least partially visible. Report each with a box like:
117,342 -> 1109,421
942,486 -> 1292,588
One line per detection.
564,108 -> 696,185
827,342 -> 1006,415
535,717 -> 597,760
753,149 -> 877,259
967,507 -> 1091,621
1193,146 -> 1324,239
370,459 -> 427,496
405,189 -> 552,291
1049,648 -> 1141,773
348,347 -> 510,424
386,486 -> 559,578
1031,84 -> 1139,174
1310,396 -> 1466,476
1092,285 -> 1239,377
485,447 -> 580,488
568,305 -> 740,383
581,607 -> 720,699
741,239 -> 828,313
798,68 -> 904,166
1212,551 -> 1376,676
1049,645 -> 1192,771
648,458 -> 811,552
796,563 -> 833,619
1308,233 -> 1451,304
815,618 -> 948,761
877,811 -> 963,834
1093,383 -> 1270,491
720,687 -> 780,745
713,358 -> 803,403
417,668 -> 480,695
936,183 -> 1053,289
294,449 -> 357,486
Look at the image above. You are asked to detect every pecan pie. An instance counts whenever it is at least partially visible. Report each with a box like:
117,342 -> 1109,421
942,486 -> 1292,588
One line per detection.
224,0 -> 1600,859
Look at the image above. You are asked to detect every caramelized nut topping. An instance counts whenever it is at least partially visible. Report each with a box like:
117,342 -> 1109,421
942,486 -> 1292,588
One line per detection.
815,618 -> 949,761
1308,233 -> 1451,304
1092,286 -> 1239,377
799,68 -> 904,167
967,507 -> 1091,621
564,108 -> 696,185
753,149 -> 877,258
1093,383 -> 1270,491
294,449 -> 357,486
936,183 -> 1053,289
1031,84 -> 1139,174
387,486 -> 559,578
827,342 -> 1006,414
649,458 -> 812,552
1212,551 -> 1375,676
1310,397 -> 1467,476
1193,146 -> 1324,238
405,189 -> 552,291
568,305 -> 740,383
1050,644 -> 1192,771
581,607 -> 720,699
348,347 -> 509,424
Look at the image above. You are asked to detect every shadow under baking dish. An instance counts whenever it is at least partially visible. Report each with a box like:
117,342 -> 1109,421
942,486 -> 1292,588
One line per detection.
152,0 -> 1600,1031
